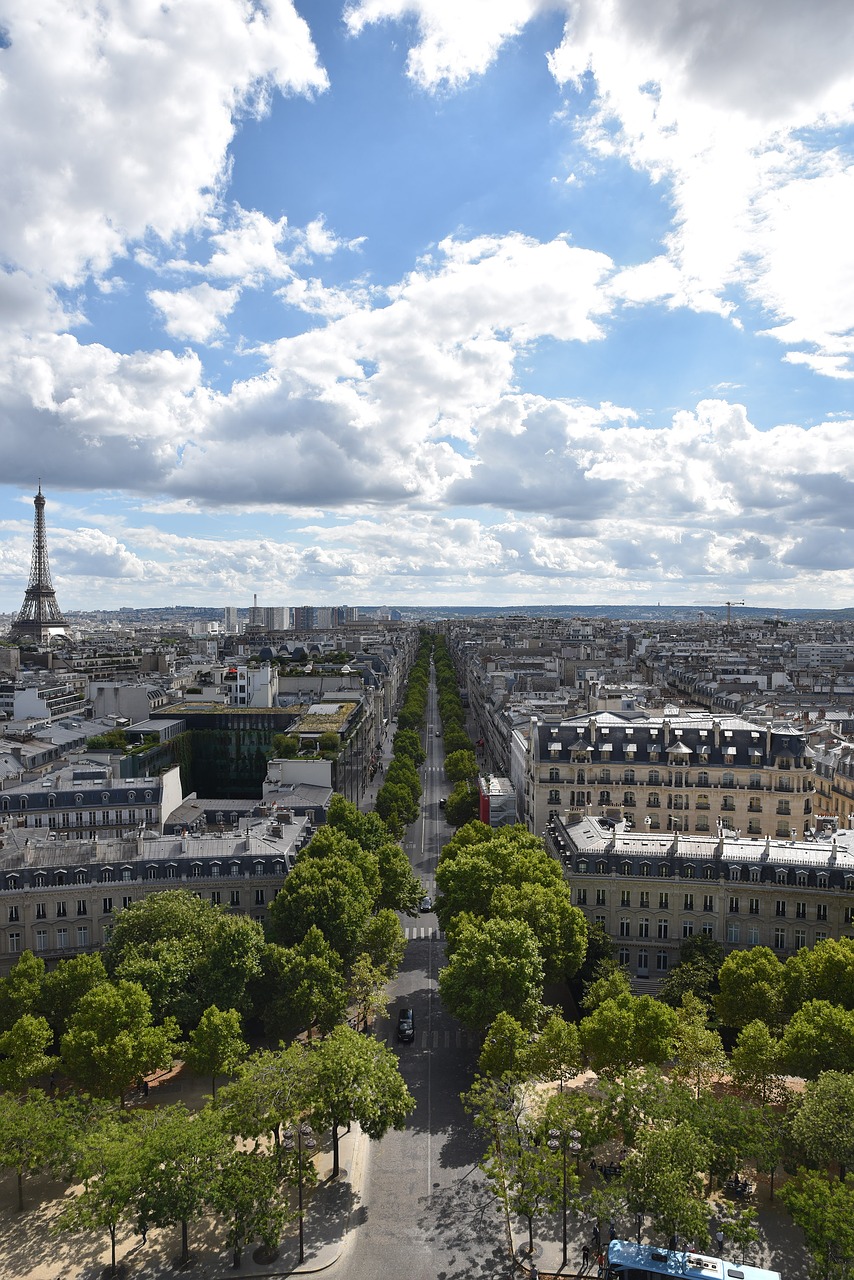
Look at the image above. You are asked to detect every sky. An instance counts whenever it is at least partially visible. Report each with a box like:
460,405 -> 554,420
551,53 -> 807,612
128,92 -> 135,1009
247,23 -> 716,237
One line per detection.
1,0 -> 854,613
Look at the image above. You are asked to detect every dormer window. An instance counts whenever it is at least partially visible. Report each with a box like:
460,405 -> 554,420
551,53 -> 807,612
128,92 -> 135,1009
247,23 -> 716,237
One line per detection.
102,793 -> 110,803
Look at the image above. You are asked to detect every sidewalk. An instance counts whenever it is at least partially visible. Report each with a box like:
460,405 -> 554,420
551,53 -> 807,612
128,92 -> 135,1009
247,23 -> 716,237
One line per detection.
0,1122 -> 368,1280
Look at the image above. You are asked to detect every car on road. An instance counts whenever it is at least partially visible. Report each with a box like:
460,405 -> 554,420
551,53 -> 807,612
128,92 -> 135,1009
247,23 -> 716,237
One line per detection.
396,1007 -> 415,1043
439,797 -> 446,807
419,894 -> 433,912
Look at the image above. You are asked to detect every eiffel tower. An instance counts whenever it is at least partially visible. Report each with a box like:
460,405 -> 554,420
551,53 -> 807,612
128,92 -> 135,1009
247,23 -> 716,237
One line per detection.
9,484 -> 69,643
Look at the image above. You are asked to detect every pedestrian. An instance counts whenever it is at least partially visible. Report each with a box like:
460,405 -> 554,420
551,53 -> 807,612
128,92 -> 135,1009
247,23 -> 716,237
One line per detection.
582,1243 -> 590,1269
596,1251 -> 606,1277
715,1227 -> 724,1253
609,1220 -> 617,1241
592,1223 -> 601,1251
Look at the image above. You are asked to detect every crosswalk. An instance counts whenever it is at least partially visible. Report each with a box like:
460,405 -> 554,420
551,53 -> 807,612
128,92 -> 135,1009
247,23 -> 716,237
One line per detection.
419,1028 -> 478,1051
403,925 -> 444,941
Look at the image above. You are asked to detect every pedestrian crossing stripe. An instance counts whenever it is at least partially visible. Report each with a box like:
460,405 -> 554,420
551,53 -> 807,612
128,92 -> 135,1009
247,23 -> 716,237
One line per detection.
403,926 -> 445,941
419,1029 -> 477,1050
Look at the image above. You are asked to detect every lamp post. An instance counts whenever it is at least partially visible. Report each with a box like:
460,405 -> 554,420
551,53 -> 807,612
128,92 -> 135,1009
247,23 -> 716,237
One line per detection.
282,1121 -> 316,1264
548,1126 -> 581,1270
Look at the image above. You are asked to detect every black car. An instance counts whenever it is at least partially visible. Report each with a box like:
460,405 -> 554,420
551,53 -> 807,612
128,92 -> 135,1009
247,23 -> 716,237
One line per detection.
396,1007 -> 415,1043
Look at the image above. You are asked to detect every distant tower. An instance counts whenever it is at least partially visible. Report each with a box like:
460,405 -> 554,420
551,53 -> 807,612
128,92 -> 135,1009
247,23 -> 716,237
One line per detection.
9,485 -> 68,643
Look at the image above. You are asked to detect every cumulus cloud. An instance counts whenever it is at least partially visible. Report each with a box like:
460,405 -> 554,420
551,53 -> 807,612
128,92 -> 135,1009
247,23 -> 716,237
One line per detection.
0,0 -> 327,287
148,283 -> 242,343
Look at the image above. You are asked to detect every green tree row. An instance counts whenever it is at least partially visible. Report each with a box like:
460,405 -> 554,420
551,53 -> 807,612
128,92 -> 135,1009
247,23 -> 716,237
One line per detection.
433,635 -> 480,824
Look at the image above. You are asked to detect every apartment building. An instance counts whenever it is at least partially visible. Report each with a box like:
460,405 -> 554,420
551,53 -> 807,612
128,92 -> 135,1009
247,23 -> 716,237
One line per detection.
0,763 -> 183,841
0,816 -> 310,971
548,815 -> 854,982
515,711 -> 814,838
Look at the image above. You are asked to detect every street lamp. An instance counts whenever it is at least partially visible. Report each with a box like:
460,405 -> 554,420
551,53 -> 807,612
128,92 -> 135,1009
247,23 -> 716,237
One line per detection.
282,1120 -> 316,1264
548,1126 -> 581,1270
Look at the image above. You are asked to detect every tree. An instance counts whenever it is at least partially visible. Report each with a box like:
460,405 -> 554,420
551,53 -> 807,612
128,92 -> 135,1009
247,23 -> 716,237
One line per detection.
781,1170 -> 854,1278
349,954 -> 391,1032
0,950 -> 45,1033
327,793 -> 390,850
490,880 -> 587,984
622,1122 -> 710,1250
525,1013 -> 582,1091
747,1104 -> 786,1200
209,1148 -> 292,1268
670,994 -> 727,1098
482,1122 -> 560,1256
445,779 -> 479,827
445,749 -> 478,783
57,1114 -> 144,1276
376,780 -> 418,828
135,1103 -> 230,1267
583,965 -> 633,1011
38,952 -> 108,1037
730,1020 -> 787,1105
311,1025 -> 415,1178
391,728 -> 426,765
104,889 -> 265,1028
722,1206 -> 760,1264
580,995 -> 677,1075
439,917 -> 545,1032
691,1092 -> 755,1190
375,841 -> 422,915
318,731 -> 340,753
0,1090 -> 71,1211
185,1006 -> 248,1099
270,733 -> 299,758
716,947 -> 785,1030
255,932 -> 347,1042
359,909 -> 406,978
478,1011 -> 531,1079
0,1014 -> 55,1094
299,826 -> 381,905
781,1000 -> 854,1078
267,854 -> 374,967
782,936 -> 854,1019
218,1044 -> 316,1175
60,980 -> 180,1107
791,1071 -> 854,1178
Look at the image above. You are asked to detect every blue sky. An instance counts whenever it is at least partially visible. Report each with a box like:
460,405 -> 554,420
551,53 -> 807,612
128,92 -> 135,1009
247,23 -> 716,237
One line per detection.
1,0 -> 854,612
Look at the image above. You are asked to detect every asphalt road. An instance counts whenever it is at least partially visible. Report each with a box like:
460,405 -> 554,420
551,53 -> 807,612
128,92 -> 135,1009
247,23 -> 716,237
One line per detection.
339,661 -> 512,1280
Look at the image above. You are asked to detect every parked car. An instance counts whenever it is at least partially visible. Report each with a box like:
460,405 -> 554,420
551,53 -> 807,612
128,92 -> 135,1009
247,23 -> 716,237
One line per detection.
419,894 -> 433,912
396,1007 -> 415,1043
439,797 -> 446,807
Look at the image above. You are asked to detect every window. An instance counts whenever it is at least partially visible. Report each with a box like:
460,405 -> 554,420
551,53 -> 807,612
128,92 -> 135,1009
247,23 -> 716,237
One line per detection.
656,951 -> 668,972
147,866 -> 158,880
817,904 -> 828,922
254,889 -> 265,906
620,889 -> 631,907
658,919 -> 668,939
102,898 -> 113,915
816,932 -> 828,943
648,794 -> 660,808
549,767 -> 560,782
683,920 -> 694,938
795,902 -> 807,919
729,865 -> 742,882
722,772 -> 735,788
817,874 -> 828,889
775,901 -> 786,918
6,931 -> 22,953
749,898 -> 760,915
76,926 -> 89,948
683,894 -> 694,911
747,925 -> 760,945
649,770 -> 660,785
639,891 -> 650,909
56,928 -> 68,949
122,896 -> 133,910
598,791 -> 610,806
658,892 -> 669,910
729,897 -> 740,913
697,771 -> 709,787
75,869 -> 87,884
638,918 -> 650,938
775,870 -> 788,887
640,863 -> 651,879
750,866 -> 760,883
56,902 -> 67,918
682,864 -> 695,880
36,903 -> 46,920
122,867 -> 132,881
76,899 -> 88,916
165,866 -> 177,880
704,865 -> 716,879
576,888 -> 587,905
624,769 -> 635,784
794,929 -> 806,948
620,918 -> 631,937
102,868 -> 113,883
7,907 -> 19,923
658,863 -> 671,878
703,895 -> 714,912
623,792 -> 636,807
777,800 -> 791,815
702,922 -> 715,937
35,929 -> 48,952
618,948 -> 630,967
600,769 -> 611,784
253,862 -> 265,876
230,890 -> 240,906
748,798 -> 762,812
211,891 -> 221,905
594,915 -> 606,928
637,950 -> 649,973
548,789 -> 561,804
595,889 -> 606,906
727,921 -> 740,944
774,927 -> 786,950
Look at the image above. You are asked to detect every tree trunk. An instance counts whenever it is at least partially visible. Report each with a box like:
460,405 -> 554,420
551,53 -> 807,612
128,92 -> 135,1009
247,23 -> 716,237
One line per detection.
232,1244 -> 241,1268
211,1074 -> 217,1101
331,1122 -> 340,1178
180,1218 -> 190,1267
16,1169 -> 23,1213
109,1223 -> 117,1276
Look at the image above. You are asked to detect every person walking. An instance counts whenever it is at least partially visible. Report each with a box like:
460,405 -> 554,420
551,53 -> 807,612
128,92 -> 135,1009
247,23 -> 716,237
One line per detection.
715,1227 -> 724,1254
582,1243 -> 590,1270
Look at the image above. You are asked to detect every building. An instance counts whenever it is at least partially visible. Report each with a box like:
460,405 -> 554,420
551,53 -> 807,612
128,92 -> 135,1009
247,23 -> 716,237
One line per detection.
0,762 -> 183,842
477,775 -> 517,827
0,815 -> 310,971
516,711 -> 814,839
547,815 -> 854,983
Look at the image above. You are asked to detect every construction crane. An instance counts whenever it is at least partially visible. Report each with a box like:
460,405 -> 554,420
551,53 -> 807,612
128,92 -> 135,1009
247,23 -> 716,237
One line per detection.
718,600 -> 745,633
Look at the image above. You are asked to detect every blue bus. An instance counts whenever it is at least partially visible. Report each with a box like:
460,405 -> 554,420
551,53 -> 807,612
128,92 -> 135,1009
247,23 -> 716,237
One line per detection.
606,1240 -> 782,1280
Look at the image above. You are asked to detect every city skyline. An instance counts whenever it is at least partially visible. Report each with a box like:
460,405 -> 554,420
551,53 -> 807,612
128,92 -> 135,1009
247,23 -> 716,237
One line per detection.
1,2 -> 854,612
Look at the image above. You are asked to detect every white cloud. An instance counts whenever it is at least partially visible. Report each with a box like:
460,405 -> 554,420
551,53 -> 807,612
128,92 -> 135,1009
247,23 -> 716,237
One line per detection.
148,283 -> 242,343
343,0 -> 550,89
0,0 -> 327,287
